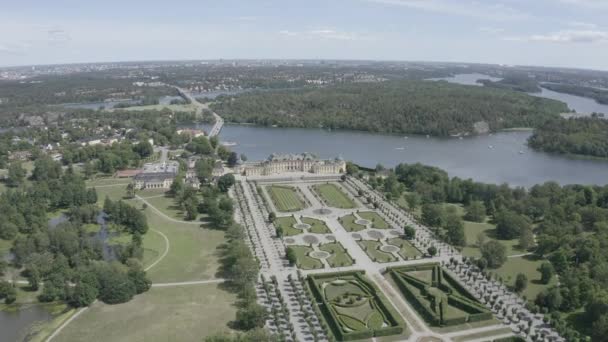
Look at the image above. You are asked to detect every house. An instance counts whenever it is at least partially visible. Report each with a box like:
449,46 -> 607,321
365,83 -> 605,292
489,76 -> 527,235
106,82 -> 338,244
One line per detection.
133,172 -> 175,190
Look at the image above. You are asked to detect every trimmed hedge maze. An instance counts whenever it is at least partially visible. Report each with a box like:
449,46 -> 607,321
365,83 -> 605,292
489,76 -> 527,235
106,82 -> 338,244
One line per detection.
388,264 -> 492,327
307,271 -> 405,341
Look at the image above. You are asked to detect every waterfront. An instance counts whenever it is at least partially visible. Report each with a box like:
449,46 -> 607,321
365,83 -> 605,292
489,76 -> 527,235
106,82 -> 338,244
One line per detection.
205,124 -> 608,187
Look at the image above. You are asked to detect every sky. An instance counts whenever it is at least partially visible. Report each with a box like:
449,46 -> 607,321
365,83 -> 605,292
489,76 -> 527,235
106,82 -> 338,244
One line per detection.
1,0 -> 608,70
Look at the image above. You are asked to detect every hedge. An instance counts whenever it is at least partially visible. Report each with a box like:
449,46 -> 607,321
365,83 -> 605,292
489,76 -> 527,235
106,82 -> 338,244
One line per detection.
442,316 -> 468,326
390,270 -> 441,325
442,270 -> 478,302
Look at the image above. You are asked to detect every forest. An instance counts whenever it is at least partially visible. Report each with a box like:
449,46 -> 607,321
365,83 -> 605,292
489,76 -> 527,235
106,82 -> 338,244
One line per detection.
211,80 -> 568,136
478,74 -> 542,93
528,117 -> 608,158
359,162 -> 608,341
542,83 -> 608,105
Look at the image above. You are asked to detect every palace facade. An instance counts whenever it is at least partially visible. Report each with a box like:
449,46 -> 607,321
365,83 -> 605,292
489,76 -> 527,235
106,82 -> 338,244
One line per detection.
237,153 -> 346,176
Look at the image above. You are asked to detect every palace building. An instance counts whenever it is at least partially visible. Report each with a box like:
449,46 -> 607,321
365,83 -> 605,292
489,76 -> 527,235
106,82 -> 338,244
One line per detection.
237,153 -> 346,176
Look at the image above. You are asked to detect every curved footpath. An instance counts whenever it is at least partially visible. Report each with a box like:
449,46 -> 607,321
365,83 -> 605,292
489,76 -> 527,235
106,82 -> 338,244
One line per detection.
45,198 -> 224,342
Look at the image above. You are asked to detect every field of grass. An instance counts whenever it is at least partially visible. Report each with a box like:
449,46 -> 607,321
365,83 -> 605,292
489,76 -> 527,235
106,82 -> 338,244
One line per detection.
387,238 -> 423,259
319,243 -> 354,267
267,185 -> 306,212
461,221 -> 522,258
301,217 -> 331,234
358,240 -> 397,263
290,245 -> 324,270
358,211 -> 390,229
55,283 -> 237,342
275,216 -> 302,236
495,255 -> 557,301
339,214 -> 367,232
143,208 -> 224,283
313,183 -> 356,209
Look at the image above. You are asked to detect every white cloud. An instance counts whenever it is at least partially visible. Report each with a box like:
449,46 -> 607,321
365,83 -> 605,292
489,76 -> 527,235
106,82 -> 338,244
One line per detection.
365,0 -> 530,21
505,29 -> 608,43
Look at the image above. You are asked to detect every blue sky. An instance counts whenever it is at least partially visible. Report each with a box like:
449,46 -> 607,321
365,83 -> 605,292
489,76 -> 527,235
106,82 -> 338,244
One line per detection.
1,0 -> 608,70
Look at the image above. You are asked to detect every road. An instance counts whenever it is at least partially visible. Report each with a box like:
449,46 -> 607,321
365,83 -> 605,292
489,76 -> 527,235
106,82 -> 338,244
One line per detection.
174,86 -> 223,137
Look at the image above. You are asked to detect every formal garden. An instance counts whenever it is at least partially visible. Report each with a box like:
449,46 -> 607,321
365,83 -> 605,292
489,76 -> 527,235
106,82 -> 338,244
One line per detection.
267,185 -> 307,212
338,214 -> 367,232
306,271 -> 405,341
388,264 -> 493,327
312,183 -> 356,209
319,243 -> 355,267
275,216 -> 331,236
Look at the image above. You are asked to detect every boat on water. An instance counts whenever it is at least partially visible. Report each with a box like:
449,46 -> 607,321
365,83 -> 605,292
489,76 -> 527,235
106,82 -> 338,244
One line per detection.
395,147 -> 406,150
221,141 -> 238,146
519,150 -> 525,154
488,145 -> 494,149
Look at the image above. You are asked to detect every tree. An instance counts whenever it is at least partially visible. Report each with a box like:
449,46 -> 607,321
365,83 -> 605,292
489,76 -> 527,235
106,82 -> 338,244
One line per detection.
464,201 -> 486,222
480,241 -> 507,268
133,141 -> 153,158
403,225 -> 416,240
592,314 -> 608,342
345,162 -> 359,175
445,213 -> 465,246
538,262 -> 555,284
519,227 -> 534,251
217,174 -> 235,192
184,196 -> 198,221
515,273 -> 528,293
96,265 -> 136,304
6,162 -> 26,187
286,247 -> 297,265
227,152 -> 239,167
83,161 -> 95,179
421,204 -> 444,228
169,174 -> 184,197
405,193 -> 421,210
125,183 -> 135,199
195,158 -> 214,182
235,302 -> 268,330
268,212 -> 276,223
427,246 -> 437,256
0,281 -> 16,304
26,266 -> 40,291
496,210 -> 531,240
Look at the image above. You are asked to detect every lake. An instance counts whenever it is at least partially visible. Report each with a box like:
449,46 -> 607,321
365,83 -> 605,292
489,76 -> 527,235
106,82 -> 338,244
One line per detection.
0,305 -> 56,342
191,124 -> 608,187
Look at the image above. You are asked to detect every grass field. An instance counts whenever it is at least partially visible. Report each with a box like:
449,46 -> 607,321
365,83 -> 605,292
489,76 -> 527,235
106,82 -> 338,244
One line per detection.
495,255 -> 557,300
461,220 -> 522,258
387,238 -> 423,260
290,245 -> 324,269
313,183 -> 356,209
55,284 -> 237,342
275,216 -> 302,236
358,240 -> 397,263
339,214 -> 367,232
358,211 -> 390,229
319,243 -> 354,267
267,185 -> 306,212
143,208 -> 225,283
301,217 -> 331,234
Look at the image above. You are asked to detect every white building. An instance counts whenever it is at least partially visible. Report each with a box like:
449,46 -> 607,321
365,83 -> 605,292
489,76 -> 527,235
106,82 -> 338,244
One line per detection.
237,153 -> 346,176
133,172 -> 175,190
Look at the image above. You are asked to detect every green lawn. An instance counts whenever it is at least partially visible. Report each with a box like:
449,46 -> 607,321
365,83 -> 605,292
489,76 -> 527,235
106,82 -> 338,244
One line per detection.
275,216 -> 302,236
290,245 -> 324,270
302,217 -> 331,234
143,208 -> 225,283
313,183 -> 356,209
339,214 -> 367,232
495,255 -> 557,301
319,243 -> 354,267
387,238 -> 423,260
55,283 -> 237,342
462,220 -> 523,258
358,240 -> 397,263
267,185 -> 306,212
358,211 -> 390,229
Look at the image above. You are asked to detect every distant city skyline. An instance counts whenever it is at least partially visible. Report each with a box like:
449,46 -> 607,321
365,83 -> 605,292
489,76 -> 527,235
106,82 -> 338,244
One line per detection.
2,0 -> 608,70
